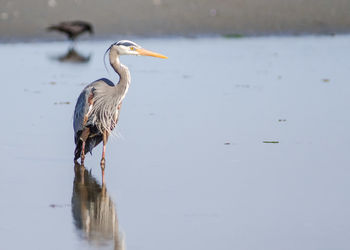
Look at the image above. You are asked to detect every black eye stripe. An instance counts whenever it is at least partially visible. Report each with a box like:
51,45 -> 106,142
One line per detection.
116,41 -> 137,47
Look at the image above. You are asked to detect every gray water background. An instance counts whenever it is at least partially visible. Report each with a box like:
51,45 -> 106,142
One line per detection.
0,35 -> 349,249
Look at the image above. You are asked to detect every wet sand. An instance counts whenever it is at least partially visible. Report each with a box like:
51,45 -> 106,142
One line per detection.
1,0 -> 350,40
1,36 -> 350,249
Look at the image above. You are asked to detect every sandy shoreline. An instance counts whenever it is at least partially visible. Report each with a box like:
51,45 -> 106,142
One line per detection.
1,0 -> 350,40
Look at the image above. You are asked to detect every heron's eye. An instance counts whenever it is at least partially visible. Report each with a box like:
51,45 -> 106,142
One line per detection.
130,47 -> 135,51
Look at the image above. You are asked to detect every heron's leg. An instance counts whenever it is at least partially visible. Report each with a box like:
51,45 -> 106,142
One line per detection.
80,128 -> 90,165
81,141 -> 86,164
101,130 -> 109,183
101,130 -> 109,166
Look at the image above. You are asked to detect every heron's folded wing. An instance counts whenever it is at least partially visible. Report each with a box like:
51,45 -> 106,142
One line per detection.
73,85 -> 95,139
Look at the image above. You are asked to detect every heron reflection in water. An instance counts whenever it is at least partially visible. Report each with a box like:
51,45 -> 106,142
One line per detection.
72,164 -> 125,250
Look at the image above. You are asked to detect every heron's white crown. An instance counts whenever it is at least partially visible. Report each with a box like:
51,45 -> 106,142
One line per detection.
111,39 -> 168,59
114,40 -> 141,56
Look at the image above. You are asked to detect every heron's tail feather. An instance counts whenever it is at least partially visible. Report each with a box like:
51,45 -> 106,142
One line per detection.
74,140 -> 83,161
85,135 -> 103,155
74,133 -> 103,161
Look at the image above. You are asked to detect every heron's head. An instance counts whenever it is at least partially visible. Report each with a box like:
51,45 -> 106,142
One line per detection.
111,40 -> 168,59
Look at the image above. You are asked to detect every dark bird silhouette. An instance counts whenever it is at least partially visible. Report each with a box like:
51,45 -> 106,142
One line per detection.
47,21 -> 94,41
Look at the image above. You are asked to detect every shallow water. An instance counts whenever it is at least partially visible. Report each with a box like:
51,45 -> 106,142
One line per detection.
1,36 -> 350,250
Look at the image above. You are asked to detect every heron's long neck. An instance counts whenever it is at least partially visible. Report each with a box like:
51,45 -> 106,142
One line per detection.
109,48 -> 131,91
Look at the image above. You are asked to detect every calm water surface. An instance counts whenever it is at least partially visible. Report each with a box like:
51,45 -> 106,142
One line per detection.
0,36 -> 349,250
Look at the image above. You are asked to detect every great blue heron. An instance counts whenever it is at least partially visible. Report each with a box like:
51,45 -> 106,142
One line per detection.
47,21 -> 93,41
73,40 -> 167,178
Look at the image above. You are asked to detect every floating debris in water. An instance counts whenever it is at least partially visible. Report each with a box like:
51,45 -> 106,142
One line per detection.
322,78 -> 330,82
223,33 -> 244,38
49,81 -> 56,85
24,89 -> 41,94
54,101 -> 70,105
49,204 -> 70,208
235,84 -> 250,88
263,141 -> 279,144
224,142 -> 231,145
278,119 -> 287,122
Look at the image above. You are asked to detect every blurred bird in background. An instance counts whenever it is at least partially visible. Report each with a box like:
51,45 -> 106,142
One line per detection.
47,20 -> 94,41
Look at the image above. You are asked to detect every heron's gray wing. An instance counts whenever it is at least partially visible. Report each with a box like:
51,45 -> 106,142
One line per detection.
73,84 -> 95,141
73,79 -> 115,141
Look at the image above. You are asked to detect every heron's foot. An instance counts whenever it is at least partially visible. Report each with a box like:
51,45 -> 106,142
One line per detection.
74,158 -> 84,165
100,158 -> 105,168
74,160 -> 80,167
74,161 -> 86,177
100,159 -> 106,184
80,155 -> 85,166
74,160 -> 84,171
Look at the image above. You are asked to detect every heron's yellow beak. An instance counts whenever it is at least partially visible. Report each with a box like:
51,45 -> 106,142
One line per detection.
136,48 -> 168,59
